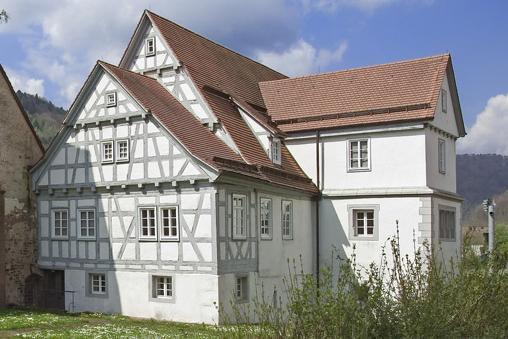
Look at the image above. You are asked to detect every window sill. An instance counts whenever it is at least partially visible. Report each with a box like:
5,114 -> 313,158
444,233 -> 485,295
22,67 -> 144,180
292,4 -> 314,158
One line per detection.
52,236 -> 69,240
150,296 -> 176,303
116,159 -> 129,163
231,236 -> 247,241
101,160 -> 114,165
347,167 -> 371,173
139,238 -> 158,242
160,238 -> 180,242
77,237 -> 97,241
260,236 -> 273,241
350,236 -> 378,242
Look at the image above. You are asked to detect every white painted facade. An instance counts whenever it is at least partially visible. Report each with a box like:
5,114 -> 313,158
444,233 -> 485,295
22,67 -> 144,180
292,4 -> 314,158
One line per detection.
286,75 -> 463,272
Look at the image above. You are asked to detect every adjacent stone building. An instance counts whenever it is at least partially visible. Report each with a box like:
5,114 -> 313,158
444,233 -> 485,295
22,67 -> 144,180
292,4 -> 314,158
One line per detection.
0,65 -> 44,306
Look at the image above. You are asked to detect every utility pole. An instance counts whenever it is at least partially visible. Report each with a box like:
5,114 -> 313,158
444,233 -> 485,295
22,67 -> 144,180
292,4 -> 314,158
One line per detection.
483,199 -> 496,252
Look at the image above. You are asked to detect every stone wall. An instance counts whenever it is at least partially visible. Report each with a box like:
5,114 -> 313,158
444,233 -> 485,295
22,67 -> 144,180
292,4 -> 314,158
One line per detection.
0,67 -> 44,306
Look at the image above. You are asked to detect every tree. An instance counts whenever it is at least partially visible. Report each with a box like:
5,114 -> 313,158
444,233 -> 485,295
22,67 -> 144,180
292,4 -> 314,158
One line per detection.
0,10 -> 8,23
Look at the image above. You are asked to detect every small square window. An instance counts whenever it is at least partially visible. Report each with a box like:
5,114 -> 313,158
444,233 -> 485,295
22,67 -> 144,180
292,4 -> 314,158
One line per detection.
116,139 -> 130,162
53,209 -> 69,239
348,139 -> 370,171
101,141 -> 114,163
270,138 -> 282,165
152,276 -> 173,299
160,207 -> 179,241
90,273 -> 107,295
146,37 -> 156,56
353,209 -> 375,237
78,209 -> 96,239
260,197 -> 272,239
235,276 -> 248,302
232,194 -> 247,240
139,207 -> 157,240
441,88 -> 447,113
106,92 -> 117,107
281,200 -> 293,240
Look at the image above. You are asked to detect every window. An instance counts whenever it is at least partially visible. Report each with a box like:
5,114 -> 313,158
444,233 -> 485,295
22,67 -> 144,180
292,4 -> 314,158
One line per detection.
160,207 -> 179,240
260,198 -> 272,239
441,88 -> 447,113
232,194 -> 247,239
348,139 -> 370,171
353,209 -> 375,237
270,138 -> 282,165
439,208 -> 456,241
153,276 -> 173,298
281,200 -> 293,240
116,139 -> 130,162
101,141 -> 114,163
106,92 -> 117,107
90,273 -> 106,295
139,207 -> 157,240
146,37 -> 156,56
53,209 -> 68,238
438,138 -> 446,174
235,276 -> 248,302
78,209 -> 96,239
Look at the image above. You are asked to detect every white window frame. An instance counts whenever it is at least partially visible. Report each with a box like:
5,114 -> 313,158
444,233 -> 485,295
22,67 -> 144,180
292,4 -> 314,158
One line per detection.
439,206 -> 456,241
232,194 -> 247,240
259,197 -> 272,240
139,207 -> 157,241
353,209 -> 375,238
281,200 -> 293,240
159,206 -> 180,241
90,273 -> 107,295
152,276 -> 174,299
348,139 -> 371,172
270,138 -> 282,165
52,209 -> 69,239
441,88 -> 447,113
438,138 -> 446,174
106,92 -> 117,107
116,139 -> 130,163
235,275 -> 249,302
145,37 -> 156,56
101,140 -> 114,164
348,205 -> 379,241
78,209 -> 96,239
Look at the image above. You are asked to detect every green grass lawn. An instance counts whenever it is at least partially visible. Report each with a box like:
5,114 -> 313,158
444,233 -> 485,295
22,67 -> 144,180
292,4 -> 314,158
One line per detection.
0,308 -> 240,338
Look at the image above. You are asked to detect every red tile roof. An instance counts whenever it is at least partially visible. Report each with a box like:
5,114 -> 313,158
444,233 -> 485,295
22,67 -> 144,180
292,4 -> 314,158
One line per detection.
260,54 -> 465,135
101,62 -> 317,193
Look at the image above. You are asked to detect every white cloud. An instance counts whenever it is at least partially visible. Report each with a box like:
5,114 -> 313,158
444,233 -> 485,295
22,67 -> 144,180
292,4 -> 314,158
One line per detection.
458,93 -> 508,155
4,67 -> 45,97
1,0 -> 298,106
255,39 -> 348,76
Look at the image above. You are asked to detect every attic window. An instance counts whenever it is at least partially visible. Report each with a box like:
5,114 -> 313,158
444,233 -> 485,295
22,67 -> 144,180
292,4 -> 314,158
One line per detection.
441,89 -> 447,113
146,37 -> 156,56
106,92 -> 117,107
270,138 -> 282,165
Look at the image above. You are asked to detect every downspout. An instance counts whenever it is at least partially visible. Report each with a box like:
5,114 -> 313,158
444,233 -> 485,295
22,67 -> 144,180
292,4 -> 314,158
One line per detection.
315,131 -> 321,288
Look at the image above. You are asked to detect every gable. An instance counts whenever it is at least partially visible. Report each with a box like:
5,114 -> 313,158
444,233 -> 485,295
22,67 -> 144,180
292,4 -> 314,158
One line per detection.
431,74 -> 459,136
32,65 -> 216,190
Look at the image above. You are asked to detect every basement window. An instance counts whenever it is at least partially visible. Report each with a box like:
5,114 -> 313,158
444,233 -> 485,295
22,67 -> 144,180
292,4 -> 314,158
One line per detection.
101,141 -> 114,163
153,276 -> 173,299
235,275 -> 249,302
160,207 -> 179,241
106,92 -> 117,107
116,139 -> 130,162
146,37 -> 156,56
90,273 -> 107,295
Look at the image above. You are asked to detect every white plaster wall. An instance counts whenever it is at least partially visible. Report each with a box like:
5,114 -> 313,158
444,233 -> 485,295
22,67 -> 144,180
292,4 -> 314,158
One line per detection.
432,197 -> 462,267
319,197 -> 422,273
287,129 -> 427,191
432,74 -> 459,136
65,269 -> 219,324
425,128 -> 457,193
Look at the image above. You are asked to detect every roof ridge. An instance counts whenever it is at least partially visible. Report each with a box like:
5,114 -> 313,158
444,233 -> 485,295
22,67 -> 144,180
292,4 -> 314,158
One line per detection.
260,53 -> 450,85
145,10 -> 288,79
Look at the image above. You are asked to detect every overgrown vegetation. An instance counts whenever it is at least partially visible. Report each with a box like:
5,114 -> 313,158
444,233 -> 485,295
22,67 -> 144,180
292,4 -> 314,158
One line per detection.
224,235 -> 508,338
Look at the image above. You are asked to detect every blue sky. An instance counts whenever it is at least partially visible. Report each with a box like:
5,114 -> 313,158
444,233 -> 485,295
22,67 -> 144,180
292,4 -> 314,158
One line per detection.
1,0 -> 507,154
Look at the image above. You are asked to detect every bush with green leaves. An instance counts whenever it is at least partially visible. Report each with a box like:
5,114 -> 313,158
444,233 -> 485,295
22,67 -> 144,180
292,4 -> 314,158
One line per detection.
223,233 -> 508,338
